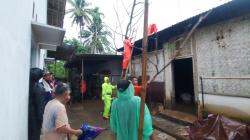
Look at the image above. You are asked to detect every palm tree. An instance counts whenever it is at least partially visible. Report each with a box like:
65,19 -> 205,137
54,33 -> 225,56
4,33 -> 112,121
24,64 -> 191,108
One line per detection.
81,7 -> 112,54
66,0 -> 92,40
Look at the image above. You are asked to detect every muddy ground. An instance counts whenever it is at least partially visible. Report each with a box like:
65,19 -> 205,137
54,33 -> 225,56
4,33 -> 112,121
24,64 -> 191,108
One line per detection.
67,99 -> 175,140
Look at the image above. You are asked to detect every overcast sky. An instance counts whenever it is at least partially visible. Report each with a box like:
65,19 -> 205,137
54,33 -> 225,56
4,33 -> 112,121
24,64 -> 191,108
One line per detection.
63,0 -> 231,48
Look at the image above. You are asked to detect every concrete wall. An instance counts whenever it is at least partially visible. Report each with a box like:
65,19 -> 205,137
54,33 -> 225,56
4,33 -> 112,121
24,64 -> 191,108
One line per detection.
162,37 -> 194,107
0,0 -> 47,139
160,14 -> 250,120
132,50 -> 165,82
131,14 -> 250,121
90,60 -> 122,83
195,14 -> 250,121
31,0 -> 48,69
196,14 -> 250,97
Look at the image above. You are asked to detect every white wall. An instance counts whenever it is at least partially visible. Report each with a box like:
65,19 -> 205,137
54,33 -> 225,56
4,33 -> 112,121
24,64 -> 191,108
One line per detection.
31,0 -> 48,69
132,51 -> 165,82
195,14 -> 250,97
195,14 -> 250,122
0,0 -> 47,139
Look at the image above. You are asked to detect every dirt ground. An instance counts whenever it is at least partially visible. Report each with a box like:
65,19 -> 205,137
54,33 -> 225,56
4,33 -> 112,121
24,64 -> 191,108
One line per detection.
67,99 -> 175,140
67,100 -> 111,140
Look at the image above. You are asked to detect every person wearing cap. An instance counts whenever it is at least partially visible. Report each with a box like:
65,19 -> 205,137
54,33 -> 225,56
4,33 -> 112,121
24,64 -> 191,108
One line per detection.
131,77 -> 142,96
102,77 -> 116,119
110,80 -> 157,140
41,71 -> 53,105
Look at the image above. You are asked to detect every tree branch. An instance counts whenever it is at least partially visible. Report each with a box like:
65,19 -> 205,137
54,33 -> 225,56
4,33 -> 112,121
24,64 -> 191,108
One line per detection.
121,0 -> 130,17
150,10 -> 212,82
125,0 -> 137,38
131,10 -> 144,30
133,7 -> 144,18
106,25 -> 125,36
135,2 -> 144,6
113,2 -> 124,37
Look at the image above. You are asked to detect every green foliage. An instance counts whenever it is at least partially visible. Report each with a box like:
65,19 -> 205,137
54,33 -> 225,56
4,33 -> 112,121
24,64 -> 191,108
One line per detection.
66,0 -> 92,28
66,0 -> 113,54
80,7 -> 113,54
64,38 -> 91,54
48,61 -> 66,79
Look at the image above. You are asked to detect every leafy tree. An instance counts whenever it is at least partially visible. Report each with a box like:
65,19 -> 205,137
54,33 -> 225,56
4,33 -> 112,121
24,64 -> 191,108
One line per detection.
81,7 -> 114,54
66,0 -> 92,39
48,61 -> 66,79
64,38 -> 91,54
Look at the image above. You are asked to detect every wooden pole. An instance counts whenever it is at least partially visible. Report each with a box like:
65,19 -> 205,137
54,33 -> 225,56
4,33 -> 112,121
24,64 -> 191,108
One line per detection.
54,60 -> 57,76
138,0 -> 149,139
81,59 -> 84,108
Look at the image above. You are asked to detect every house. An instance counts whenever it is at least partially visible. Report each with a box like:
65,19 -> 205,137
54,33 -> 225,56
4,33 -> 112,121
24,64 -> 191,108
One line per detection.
0,0 -> 66,139
118,0 -> 250,122
64,54 -> 122,100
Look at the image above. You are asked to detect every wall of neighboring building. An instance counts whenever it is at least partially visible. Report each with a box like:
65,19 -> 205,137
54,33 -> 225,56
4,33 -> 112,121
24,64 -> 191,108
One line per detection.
132,51 -> 165,82
0,1 -> 32,139
132,51 -> 167,106
195,14 -> 250,122
161,37 -> 194,108
31,0 -> 48,69
131,37 -> 193,107
92,60 -> 122,83
131,14 -> 250,122
0,0 -> 47,139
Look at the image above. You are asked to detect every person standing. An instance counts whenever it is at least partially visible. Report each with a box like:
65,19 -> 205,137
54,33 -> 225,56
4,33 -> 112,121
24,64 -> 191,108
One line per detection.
110,80 -> 157,140
41,71 -> 53,105
102,77 -> 116,119
50,73 -> 55,97
131,77 -> 142,96
29,68 -> 46,140
42,83 -> 82,140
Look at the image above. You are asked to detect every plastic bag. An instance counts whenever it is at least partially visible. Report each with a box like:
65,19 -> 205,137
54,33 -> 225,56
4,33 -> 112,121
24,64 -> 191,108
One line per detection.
77,124 -> 105,140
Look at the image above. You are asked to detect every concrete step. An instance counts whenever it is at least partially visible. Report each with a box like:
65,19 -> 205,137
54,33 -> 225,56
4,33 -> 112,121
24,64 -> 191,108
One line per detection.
158,110 -> 197,126
152,116 -> 190,140
154,129 -> 176,140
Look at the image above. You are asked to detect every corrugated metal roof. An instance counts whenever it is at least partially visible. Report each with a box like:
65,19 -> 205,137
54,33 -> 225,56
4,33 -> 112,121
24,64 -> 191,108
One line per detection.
65,54 -> 122,68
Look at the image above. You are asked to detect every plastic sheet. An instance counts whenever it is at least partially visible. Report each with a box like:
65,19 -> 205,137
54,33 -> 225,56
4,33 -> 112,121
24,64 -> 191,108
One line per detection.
189,114 -> 250,140
77,124 -> 105,140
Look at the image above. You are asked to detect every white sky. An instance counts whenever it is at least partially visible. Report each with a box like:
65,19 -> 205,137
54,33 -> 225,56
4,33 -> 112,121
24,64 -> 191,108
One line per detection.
63,0 -> 231,48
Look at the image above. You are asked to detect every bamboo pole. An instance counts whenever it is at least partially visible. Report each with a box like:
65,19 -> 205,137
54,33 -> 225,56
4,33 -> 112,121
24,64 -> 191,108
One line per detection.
201,76 -> 250,80
138,0 -> 149,139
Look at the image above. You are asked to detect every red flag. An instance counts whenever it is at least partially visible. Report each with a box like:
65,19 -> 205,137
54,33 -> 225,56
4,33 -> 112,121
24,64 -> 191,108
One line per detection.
148,24 -> 157,35
80,80 -> 86,94
122,39 -> 133,70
